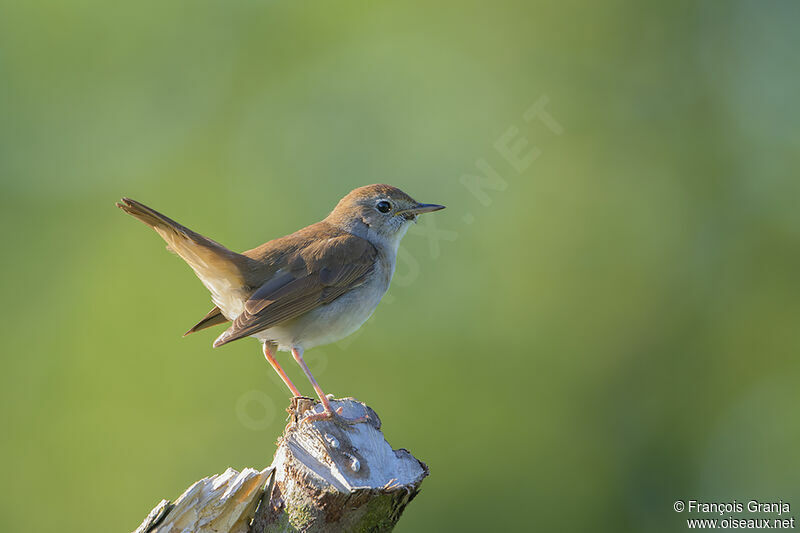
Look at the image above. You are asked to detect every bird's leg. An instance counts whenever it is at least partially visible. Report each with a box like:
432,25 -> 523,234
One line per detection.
290,346 -> 340,420
291,346 -> 368,424
263,342 -> 301,397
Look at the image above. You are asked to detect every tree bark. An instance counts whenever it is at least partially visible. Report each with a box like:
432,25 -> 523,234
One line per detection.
133,397 -> 428,533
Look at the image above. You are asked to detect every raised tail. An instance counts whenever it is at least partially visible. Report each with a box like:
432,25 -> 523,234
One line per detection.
117,197 -> 259,317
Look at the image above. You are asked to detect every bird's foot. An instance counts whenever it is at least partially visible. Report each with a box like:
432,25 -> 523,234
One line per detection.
301,405 -> 370,426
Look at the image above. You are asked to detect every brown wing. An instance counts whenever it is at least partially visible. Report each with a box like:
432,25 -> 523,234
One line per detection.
213,234 -> 378,347
184,306 -> 229,336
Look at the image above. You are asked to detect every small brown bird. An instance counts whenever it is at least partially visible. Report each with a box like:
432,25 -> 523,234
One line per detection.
117,185 -> 444,422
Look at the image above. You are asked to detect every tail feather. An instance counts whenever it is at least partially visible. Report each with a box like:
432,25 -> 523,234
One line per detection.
184,306 -> 230,336
117,197 -> 259,314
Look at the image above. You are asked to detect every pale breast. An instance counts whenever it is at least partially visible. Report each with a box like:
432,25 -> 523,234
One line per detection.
254,256 -> 393,351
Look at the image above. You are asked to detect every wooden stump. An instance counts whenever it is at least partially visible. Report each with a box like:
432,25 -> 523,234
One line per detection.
133,397 -> 428,533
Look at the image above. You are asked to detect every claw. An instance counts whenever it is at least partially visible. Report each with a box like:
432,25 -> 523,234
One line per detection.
301,406 -> 369,426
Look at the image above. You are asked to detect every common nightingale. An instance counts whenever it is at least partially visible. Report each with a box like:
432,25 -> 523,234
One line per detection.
117,184 -> 444,422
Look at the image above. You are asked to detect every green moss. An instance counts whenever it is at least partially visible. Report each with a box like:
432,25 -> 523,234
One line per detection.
353,495 -> 399,533
262,502 -> 314,533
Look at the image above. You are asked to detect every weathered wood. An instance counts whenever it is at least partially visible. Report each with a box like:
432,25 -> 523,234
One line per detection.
134,397 -> 428,533
251,397 -> 428,532
135,467 -> 273,533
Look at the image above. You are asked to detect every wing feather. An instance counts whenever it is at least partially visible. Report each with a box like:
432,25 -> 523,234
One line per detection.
213,235 -> 377,347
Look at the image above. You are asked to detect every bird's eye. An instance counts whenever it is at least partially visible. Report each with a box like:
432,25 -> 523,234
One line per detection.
376,200 -> 391,213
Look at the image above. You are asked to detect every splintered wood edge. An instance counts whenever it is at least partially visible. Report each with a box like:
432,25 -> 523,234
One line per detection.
133,499 -> 173,533
133,466 -> 274,533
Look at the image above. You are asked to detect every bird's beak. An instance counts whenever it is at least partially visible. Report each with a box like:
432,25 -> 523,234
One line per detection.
400,203 -> 446,217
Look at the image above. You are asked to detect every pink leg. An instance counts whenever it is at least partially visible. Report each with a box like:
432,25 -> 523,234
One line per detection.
263,342 -> 301,397
291,346 -> 369,424
291,346 -> 341,420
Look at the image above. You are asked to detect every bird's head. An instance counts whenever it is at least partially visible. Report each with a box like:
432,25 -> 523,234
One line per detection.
326,184 -> 445,250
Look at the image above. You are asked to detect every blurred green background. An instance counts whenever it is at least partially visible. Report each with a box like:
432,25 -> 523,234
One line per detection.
2,1 -> 800,531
